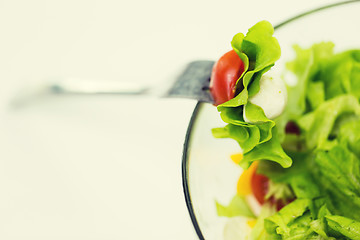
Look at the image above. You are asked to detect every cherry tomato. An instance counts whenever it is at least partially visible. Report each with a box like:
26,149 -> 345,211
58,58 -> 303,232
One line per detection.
251,170 -> 294,210
209,50 -> 245,106
251,172 -> 269,205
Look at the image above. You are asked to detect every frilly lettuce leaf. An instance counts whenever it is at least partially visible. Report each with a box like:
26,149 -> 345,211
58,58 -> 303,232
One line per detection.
258,136 -> 360,239
320,49 -> 360,100
257,151 -> 321,200
215,195 -> 255,218
264,200 -> 340,239
285,42 -> 334,116
297,94 -> 360,149
285,42 -> 360,119
239,126 -> 292,169
309,204 -> 333,239
212,124 -> 260,154
249,203 -> 278,240
216,39 -> 360,239
312,143 -> 360,221
212,21 -> 289,168
213,125 -> 291,168
275,42 -> 336,141
337,118 -> 360,157
326,215 -> 360,239
264,199 -> 311,237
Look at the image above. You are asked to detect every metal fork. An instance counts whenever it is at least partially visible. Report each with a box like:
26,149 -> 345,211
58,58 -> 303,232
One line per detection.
10,60 -> 215,107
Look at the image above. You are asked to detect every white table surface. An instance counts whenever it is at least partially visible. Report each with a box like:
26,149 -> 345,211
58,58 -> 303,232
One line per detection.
0,0 -> 334,239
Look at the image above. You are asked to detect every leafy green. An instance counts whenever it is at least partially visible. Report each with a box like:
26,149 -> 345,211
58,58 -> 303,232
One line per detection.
213,124 -> 291,170
312,143 -> 360,221
297,94 -> 360,149
212,124 -> 260,154
320,50 -> 360,100
337,118 -> 360,157
265,181 -> 294,204
257,42 -> 360,239
257,151 -> 321,199
216,195 -> 255,218
264,199 -> 311,237
214,31 -> 360,239
326,215 -> 360,239
239,127 -> 292,169
277,43 -> 360,144
249,204 -> 278,240
257,135 -> 360,239
310,205 -> 333,239
285,43 -> 360,118
285,42 -> 334,116
212,20 -> 290,169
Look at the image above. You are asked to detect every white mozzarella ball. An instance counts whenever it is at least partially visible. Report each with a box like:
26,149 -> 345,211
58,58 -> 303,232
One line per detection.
243,72 -> 287,122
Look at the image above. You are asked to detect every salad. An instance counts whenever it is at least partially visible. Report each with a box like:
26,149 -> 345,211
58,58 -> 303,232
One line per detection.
210,21 -> 360,239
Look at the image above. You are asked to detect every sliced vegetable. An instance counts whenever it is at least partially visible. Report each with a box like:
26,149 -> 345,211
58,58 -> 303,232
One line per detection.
231,153 -> 244,165
251,172 -> 269,205
237,161 -> 259,195
210,49 -> 245,106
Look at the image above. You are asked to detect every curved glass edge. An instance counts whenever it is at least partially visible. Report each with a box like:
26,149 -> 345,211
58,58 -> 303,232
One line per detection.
181,101 -> 205,240
274,0 -> 360,30
181,1 -> 360,239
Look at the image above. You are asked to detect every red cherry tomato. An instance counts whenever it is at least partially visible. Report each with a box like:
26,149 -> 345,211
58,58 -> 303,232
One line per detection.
251,172 -> 269,205
209,50 -> 245,106
251,171 -> 294,210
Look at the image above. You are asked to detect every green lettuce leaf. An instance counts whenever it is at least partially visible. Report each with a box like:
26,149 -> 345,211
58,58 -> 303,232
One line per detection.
249,203 -> 278,240
213,125 -> 291,169
310,205 -> 334,239
312,143 -> 360,221
216,195 -> 255,218
326,215 -> 360,240
297,94 -> 360,149
264,200 -> 340,239
239,127 -> 292,169
212,124 -> 260,154
285,42 -> 360,119
212,20 -> 289,169
223,41 -> 360,240
257,151 -> 321,199
320,50 -> 360,100
265,181 -> 294,204
337,118 -> 360,157
257,142 -> 360,239
276,43 -> 360,142
285,42 -> 334,117
264,199 -> 311,236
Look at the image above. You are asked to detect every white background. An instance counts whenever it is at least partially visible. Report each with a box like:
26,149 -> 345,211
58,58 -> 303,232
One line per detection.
0,0 -> 337,239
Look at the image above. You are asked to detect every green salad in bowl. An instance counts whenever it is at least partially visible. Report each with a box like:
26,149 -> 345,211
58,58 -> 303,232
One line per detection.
213,21 -> 360,239
182,1 -> 360,239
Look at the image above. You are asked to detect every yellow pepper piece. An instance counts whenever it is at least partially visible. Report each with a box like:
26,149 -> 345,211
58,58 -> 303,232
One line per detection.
230,153 -> 243,165
236,161 -> 259,196
247,219 -> 257,228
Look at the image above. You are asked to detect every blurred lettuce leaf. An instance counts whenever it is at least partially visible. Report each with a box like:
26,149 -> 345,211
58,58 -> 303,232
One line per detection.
216,195 -> 255,218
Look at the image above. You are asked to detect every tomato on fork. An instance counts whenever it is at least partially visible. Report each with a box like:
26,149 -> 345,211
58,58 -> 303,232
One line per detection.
209,50 -> 245,106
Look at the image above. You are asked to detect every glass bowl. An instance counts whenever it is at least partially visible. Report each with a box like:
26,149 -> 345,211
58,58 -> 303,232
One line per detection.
182,1 -> 360,240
